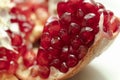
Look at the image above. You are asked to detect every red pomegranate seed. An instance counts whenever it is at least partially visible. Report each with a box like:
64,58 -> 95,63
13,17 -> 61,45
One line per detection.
0,48 -> 6,57
66,54 -> 78,67
7,61 -> 18,74
45,19 -> 61,36
79,30 -> 95,46
0,48 -> 19,74
6,50 -> 19,61
0,59 -> 8,70
18,45 -> 27,55
37,49 -> 49,66
39,66 -> 50,79
59,29 -> 70,44
96,2 -> 105,9
11,34 -> 23,46
60,46 -> 69,61
41,32 -> 52,49
50,58 -> 61,69
51,36 -> 62,49
57,2 -> 68,17
48,47 -> 60,60
103,10 -> 114,32
77,45 -> 88,60
19,20 -> 34,33
23,50 -> 36,67
59,62 -> 68,73
60,12 -> 72,25
71,36 -> 82,49
69,22 -> 81,36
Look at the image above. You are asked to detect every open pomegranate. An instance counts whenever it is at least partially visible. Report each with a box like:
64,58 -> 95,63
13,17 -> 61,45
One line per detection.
10,0 -> 49,43
0,0 -> 120,80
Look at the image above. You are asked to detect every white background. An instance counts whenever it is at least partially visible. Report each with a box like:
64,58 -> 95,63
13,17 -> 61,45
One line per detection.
69,0 -> 120,80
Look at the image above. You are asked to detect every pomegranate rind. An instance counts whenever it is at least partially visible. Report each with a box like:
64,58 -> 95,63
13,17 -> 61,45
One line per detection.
0,72 -> 18,80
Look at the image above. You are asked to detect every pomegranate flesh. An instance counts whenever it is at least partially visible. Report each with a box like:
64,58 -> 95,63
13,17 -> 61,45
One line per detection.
37,0 -> 120,78
0,0 -> 120,80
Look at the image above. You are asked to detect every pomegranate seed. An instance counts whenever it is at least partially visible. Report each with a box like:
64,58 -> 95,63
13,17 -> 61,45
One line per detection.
80,31 -> 95,46
69,22 -> 81,36
0,48 -> 18,74
39,66 -> 50,79
71,36 -> 82,49
76,9 -> 84,18
57,2 -> 68,17
6,50 -> 19,61
0,59 -> 8,70
59,62 -> 68,73
41,32 -> 51,49
48,47 -> 60,60
82,2 -> 98,14
23,51 -> 36,67
103,10 -> 114,32
50,58 -> 61,69
66,54 -> 78,67
77,46 -> 88,60
37,49 -> 49,66
18,45 -> 27,55
19,21 -> 34,33
60,12 -> 72,25
51,36 -> 62,49
45,19 -> 61,36
7,61 -> 18,74
96,2 -> 105,9
59,29 -> 70,44
11,34 -> 23,46
0,48 -> 6,57
60,46 -> 69,61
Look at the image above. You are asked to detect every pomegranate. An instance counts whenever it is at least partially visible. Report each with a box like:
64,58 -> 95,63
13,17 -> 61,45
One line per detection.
0,27 -> 34,73
0,0 -> 120,80
10,0 -> 49,43
37,0 -> 120,79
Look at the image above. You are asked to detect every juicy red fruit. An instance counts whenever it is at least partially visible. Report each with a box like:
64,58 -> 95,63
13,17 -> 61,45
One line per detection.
0,30 -> 31,73
10,4 -> 35,34
37,0 -> 119,78
0,47 -> 19,74
9,1 -> 49,41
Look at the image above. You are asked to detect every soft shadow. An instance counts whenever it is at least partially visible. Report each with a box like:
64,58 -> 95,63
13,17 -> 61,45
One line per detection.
68,65 -> 107,80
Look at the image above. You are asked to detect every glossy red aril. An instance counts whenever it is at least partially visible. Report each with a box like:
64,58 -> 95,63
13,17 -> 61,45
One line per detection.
0,35 -> 19,74
11,33 -> 23,46
10,1 -> 49,40
0,30 -> 32,73
37,0 -> 120,78
10,4 -> 35,36
23,50 -> 36,67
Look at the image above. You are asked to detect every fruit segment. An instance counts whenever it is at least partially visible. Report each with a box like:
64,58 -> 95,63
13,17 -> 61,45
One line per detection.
37,0 -> 120,78
0,0 -> 120,80
10,0 -> 49,42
